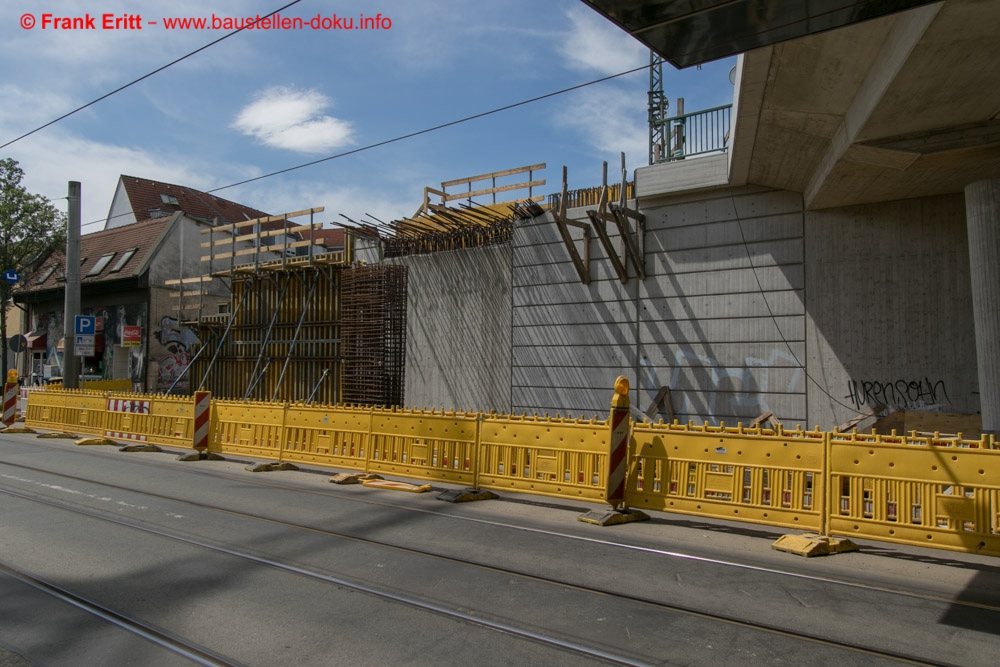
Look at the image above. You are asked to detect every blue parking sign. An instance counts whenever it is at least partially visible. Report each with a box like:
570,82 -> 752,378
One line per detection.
75,315 -> 96,336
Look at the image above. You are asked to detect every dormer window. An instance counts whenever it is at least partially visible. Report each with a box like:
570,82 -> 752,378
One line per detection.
110,248 -> 138,273
88,253 -> 116,276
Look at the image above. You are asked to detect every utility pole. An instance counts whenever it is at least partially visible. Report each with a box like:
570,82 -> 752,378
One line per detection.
62,181 -> 80,389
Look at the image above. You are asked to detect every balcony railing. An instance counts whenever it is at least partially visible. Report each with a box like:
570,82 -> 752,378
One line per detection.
652,104 -> 732,163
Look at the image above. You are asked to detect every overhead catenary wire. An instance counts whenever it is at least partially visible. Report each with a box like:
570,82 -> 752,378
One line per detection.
0,0 -> 306,152
77,64 -> 650,230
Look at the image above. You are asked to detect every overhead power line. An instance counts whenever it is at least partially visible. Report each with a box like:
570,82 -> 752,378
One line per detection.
0,0 -> 305,151
208,64 -> 649,194
80,63 -> 650,229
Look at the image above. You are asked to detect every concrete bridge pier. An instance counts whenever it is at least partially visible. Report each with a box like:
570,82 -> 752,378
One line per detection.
965,179 -> 1000,435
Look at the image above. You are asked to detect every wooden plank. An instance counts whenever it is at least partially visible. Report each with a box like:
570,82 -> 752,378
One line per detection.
201,207 -> 324,234
440,163 -> 545,188
441,179 -> 546,202
164,277 -> 209,286
201,222 -> 321,247
587,209 -> 628,284
200,238 -> 322,261
644,387 -> 674,421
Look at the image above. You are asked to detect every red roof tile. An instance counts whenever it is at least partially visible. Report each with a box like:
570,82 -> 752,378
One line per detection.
309,228 -> 345,249
119,175 -> 270,226
16,216 -> 173,295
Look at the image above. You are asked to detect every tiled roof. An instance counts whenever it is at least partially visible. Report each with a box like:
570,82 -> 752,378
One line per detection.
309,227 -> 345,249
119,175 -> 270,226
16,216 -> 172,295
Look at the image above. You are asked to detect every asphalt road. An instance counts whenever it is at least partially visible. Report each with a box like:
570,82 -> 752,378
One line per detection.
1,430 -> 999,666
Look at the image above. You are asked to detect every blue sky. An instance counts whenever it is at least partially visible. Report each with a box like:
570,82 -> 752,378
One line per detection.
2,0 -> 735,233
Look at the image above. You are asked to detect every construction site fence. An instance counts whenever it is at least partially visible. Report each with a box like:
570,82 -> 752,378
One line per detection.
21,390 -> 1000,558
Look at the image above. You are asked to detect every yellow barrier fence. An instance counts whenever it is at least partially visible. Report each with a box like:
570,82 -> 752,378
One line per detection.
282,403 -> 372,469
829,431 -> 1000,556
367,408 -> 479,485
477,414 -> 610,502
21,389 -> 999,558
629,421 -> 826,532
25,389 -> 109,437
211,400 -> 286,459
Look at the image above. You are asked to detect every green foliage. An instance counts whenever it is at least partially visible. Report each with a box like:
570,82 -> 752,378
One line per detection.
1,158 -> 66,377
0,158 -> 66,278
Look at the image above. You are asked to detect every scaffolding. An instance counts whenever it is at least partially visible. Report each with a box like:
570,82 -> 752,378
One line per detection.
189,206 -> 408,406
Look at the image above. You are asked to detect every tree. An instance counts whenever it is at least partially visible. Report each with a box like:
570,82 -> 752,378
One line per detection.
0,158 -> 66,381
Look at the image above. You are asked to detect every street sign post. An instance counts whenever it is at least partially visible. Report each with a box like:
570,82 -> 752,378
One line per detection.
3,270 -> 20,285
74,318 -> 96,357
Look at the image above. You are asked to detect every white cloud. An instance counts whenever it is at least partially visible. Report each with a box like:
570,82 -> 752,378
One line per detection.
0,85 -> 259,234
232,87 -> 353,154
560,85 -> 649,164
559,6 -> 648,76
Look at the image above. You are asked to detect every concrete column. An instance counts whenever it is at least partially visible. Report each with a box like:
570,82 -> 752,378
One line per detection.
964,180 -> 1000,434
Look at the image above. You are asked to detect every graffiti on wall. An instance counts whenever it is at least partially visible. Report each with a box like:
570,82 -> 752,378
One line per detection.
31,303 -> 147,390
154,316 -> 200,393
844,378 -> 949,411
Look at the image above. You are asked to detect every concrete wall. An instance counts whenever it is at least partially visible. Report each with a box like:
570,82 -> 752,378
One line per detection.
804,194 -> 978,427
386,244 -> 512,412
512,209 -> 638,417
637,188 -> 807,425
511,188 -> 807,423
377,184 -> 978,430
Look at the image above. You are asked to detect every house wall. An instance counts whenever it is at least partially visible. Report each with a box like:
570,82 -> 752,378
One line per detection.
26,294 -> 148,389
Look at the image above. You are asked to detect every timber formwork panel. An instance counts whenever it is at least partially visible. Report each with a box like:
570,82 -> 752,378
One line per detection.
195,265 -> 343,404
341,264 -> 407,407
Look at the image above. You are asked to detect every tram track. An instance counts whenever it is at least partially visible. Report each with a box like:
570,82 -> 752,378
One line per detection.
3,436 -> 998,616
0,450 -> 969,666
0,557 -> 243,667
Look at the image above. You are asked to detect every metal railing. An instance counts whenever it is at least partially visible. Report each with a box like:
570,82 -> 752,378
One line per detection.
653,104 -> 732,163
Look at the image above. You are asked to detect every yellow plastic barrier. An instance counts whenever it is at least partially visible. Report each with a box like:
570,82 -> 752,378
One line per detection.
367,408 -> 479,486
283,403 -> 372,469
212,400 -> 286,459
108,393 -> 197,448
24,389 -> 108,436
828,434 -> 1000,556
477,414 -> 610,502
18,386 -> 1000,559
628,421 -> 826,532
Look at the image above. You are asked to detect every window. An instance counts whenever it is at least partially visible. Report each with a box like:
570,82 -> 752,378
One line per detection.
160,193 -> 179,205
218,302 -> 231,314
35,265 -> 56,284
56,257 -> 86,282
88,253 -> 116,276
109,248 -> 138,273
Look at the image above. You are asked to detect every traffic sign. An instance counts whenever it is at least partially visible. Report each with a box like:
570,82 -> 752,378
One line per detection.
8,334 -> 26,353
76,345 -> 95,357
3,270 -> 20,285
75,315 -> 96,336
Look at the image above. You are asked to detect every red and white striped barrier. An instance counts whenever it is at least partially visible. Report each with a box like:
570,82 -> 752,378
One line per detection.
107,398 -> 150,414
606,376 -> 631,509
193,391 -> 211,450
3,383 -> 17,426
104,430 -> 149,442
